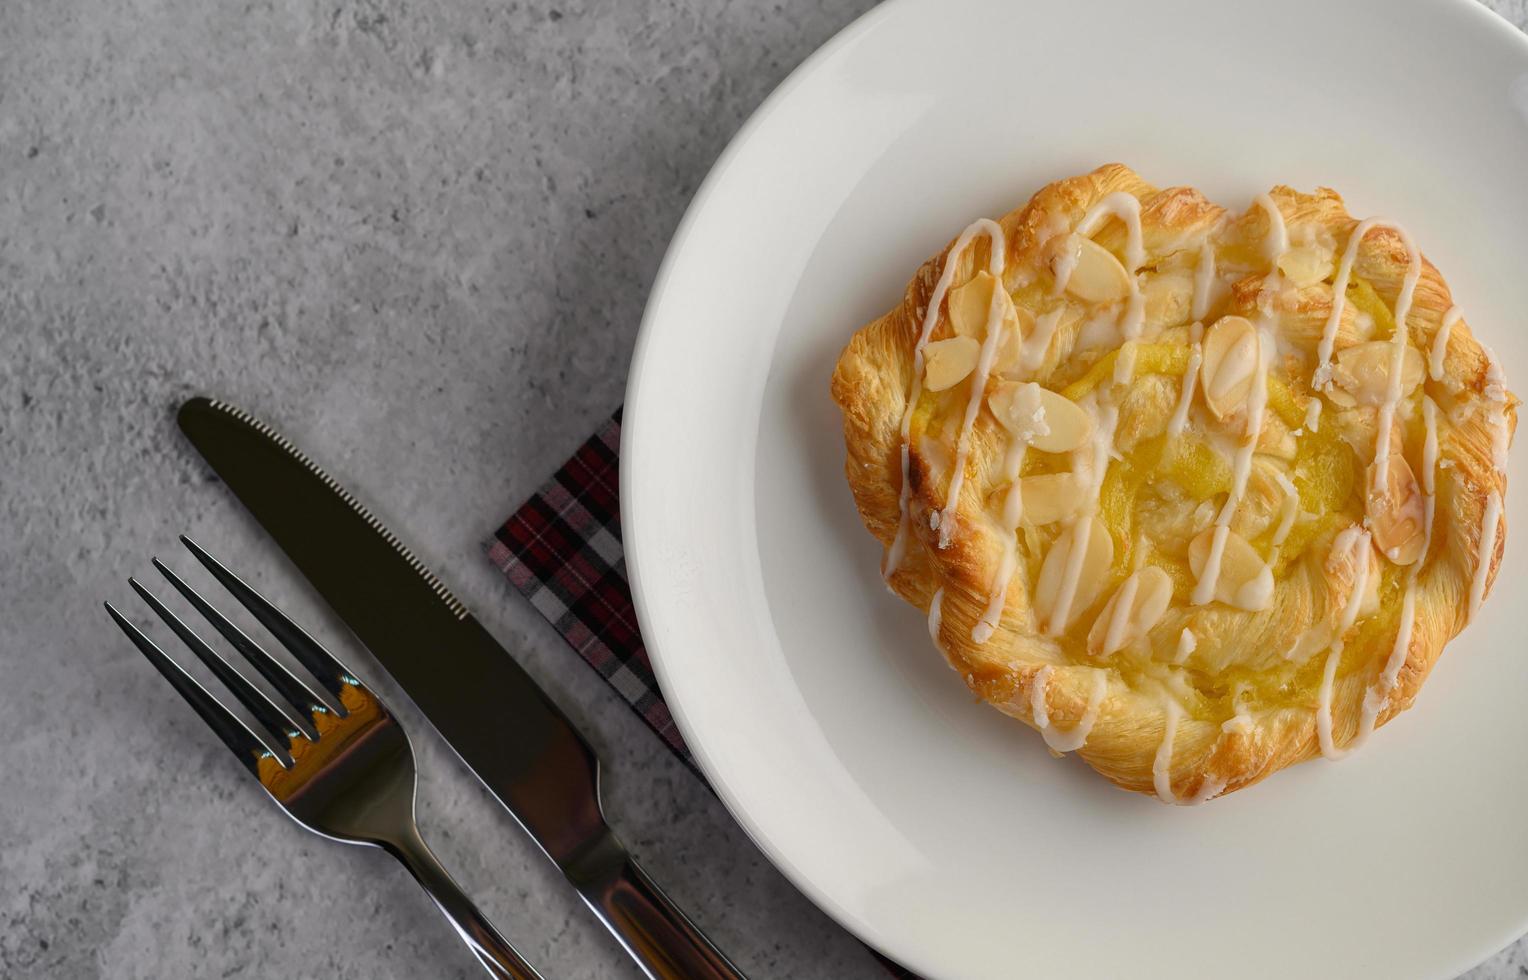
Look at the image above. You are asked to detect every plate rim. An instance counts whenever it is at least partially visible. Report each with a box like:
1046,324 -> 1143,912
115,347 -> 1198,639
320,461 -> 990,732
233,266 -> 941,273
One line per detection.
622,0 -> 915,963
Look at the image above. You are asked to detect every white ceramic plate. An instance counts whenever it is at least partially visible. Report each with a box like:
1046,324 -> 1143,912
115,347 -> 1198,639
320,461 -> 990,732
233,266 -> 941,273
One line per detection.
623,1 -> 1528,976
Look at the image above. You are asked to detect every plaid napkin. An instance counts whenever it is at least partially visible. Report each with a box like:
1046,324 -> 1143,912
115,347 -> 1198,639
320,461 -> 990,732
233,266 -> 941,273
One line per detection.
484,409 -> 918,980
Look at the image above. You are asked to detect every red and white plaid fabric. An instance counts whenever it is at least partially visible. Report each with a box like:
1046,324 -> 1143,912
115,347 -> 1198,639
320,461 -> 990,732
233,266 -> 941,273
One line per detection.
484,409 -> 698,772
484,409 -> 919,980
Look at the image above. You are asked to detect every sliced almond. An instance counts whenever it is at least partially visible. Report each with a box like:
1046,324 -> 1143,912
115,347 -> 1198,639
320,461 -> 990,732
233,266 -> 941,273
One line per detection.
1332,341 -> 1424,407
1018,472 -> 1086,525
1087,566 -> 1173,656
1188,526 -> 1273,611
992,306 -> 1034,375
1141,272 -> 1193,330
947,272 -> 1009,338
1366,454 -> 1426,565
1190,499 -> 1218,536
1323,385 -> 1358,410
1034,516 -> 1114,634
1276,244 -> 1334,287
991,382 -> 1094,453
947,272 -> 994,339
1058,235 -> 1131,304
947,272 -> 1033,377
987,381 -> 1045,440
1044,234 -> 1081,292
1200,315 -> 1260,419
923,336 -> 981,391
1030,388 -> 1094,454
1325,526 -> 1381,624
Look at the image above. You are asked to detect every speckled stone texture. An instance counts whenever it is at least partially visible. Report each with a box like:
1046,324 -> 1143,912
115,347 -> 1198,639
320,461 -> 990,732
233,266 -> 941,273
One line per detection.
1,1 -> 1526,978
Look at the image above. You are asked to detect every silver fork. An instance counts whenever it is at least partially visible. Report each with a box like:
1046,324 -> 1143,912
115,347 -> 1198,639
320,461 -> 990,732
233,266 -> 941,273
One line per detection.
105,536 -> 545,980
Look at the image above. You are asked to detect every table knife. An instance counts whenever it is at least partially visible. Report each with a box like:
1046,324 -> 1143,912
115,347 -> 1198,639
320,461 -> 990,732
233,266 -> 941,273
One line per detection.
177,396 -> 744,980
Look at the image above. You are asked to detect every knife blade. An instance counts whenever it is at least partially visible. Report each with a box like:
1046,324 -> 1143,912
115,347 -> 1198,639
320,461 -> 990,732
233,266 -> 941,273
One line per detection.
178,396 -> 744,980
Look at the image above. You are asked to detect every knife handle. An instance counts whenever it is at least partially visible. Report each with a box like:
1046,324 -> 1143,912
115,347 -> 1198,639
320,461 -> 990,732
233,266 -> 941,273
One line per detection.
573,833 -> 746,980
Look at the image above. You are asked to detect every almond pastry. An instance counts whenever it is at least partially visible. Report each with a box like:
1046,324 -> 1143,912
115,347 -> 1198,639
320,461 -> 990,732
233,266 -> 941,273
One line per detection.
830,164 -> 1517,803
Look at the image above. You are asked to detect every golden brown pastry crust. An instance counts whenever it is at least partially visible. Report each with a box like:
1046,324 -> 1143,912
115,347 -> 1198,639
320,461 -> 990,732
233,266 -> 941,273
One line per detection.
830,164 -> 1516,802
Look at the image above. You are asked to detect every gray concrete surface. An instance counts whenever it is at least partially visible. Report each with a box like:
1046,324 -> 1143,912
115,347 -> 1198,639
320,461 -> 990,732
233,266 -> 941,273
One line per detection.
1,1 -> 1526,978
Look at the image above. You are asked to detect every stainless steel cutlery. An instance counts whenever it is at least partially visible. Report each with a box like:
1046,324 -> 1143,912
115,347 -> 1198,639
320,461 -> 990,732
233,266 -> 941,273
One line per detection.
109,396 -> 744,979
107,537 -> 544,980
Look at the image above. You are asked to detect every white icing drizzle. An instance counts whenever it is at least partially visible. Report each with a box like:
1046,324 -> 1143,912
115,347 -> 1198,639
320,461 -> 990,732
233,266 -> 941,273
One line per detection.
1469,490 -> 1503,623
1350,581 -> 1416,752
1193,316 -> 1276,607
1315,528 -> 1373,760
1030,665 -> 1108,753
1484,346 -> 1510,477
1191,524 -> 1230,607
1315,641 -> 1347,759
1271,469 -> 1300,546
1099,572 -> 1140,656
1314,218 -> 1410,391
1077,191 -> 1146,272
1029,667 -> 1052,723
1075,193 -> 1146,345
928,588 -> 945,650
884,219 -> 1005,579
1335,528 -> 1375,634
1304,396 -> 1322,434
1430,306 -> 1460,382
1153,698 -> 1226,805
937,280 -> 1015,547
1119,292 -> 1146,348
1369,225 -> 1422,494
1255,193 -> 1288,263
1044,399 -> 1120,635
973,439 -> 1029,643
1191,238 -> 1216,322
1410,399 -> 1440,666
1218,318 -> 1275,526
1173,627 -> 1197,665
1167,323 -> 1203,438
1254,203 -> 1287,318
1050,245 -> 1079,297
1152,699 -> 1183,801
1185,196 -> 1291,613
1045,525 -> 1096,640
1347,411 -> 1437,755
1021,307 -> 1065,373
1299,215 -> 1440,759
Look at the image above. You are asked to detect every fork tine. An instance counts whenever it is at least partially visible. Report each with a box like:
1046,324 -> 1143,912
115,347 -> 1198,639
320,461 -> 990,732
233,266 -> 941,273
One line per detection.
128,576 -> 309,745
105,602 -> 291,773
179,535 -> 356,711
152,558 -> 327,738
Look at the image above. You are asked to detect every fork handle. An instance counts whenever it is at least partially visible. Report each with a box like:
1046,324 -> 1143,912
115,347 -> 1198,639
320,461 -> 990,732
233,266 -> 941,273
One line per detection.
386,827 -> 545,980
